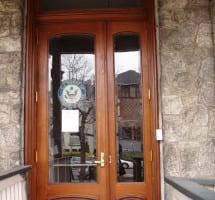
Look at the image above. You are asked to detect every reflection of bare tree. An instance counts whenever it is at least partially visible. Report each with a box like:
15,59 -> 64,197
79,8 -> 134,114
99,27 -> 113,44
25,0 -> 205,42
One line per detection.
61,54 -> 95,181
61,54 -> 93,81
77,106 -> 93,181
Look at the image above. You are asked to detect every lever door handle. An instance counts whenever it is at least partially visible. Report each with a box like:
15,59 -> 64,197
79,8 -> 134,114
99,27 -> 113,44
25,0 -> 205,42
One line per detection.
94,152 -> 105,167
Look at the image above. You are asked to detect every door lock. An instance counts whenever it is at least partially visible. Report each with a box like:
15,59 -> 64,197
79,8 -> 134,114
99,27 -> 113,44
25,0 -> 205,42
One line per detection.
94,152 -> 105,167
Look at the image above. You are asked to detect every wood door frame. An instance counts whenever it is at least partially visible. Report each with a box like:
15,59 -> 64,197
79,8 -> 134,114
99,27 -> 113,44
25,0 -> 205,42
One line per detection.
24,1 -> 160,200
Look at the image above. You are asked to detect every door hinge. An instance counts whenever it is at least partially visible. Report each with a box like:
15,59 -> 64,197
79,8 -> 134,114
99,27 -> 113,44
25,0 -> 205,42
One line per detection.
148,88 -> 151,100
35,91 -> 38,102
35,151 -> 38,163
150,150 -> 153,162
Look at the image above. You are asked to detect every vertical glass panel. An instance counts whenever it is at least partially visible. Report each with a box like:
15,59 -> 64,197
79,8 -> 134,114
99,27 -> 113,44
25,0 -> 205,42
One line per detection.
41,0 -> 143,11
114,33 -> 144,182
48,35 -> 97,183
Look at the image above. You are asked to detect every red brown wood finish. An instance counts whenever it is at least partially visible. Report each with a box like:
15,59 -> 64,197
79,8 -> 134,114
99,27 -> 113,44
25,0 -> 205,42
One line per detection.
25,1 -> 160,200
47,195 -> 98,200
116,194 -> 145,200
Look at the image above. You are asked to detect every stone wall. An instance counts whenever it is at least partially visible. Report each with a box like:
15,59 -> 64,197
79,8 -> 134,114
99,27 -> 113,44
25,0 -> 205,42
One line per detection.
0,0 -> 24,170
211,0 -> 215,59
165,184 -> 192,200
158,0 -> 215,183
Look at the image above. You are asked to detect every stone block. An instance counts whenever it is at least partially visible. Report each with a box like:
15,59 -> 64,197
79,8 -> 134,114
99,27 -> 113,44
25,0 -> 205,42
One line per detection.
181,48 -> 210,65
11,104 -> 22,123
0,14 -> 10,37
161,72 -> 171,95
190,126 -> 208,141
160,51 -> 186,72
173,9 -> 188,25
171,72 -> 196,95
162,95 -> 183,114
0,68 -> 7,87
180,146 -> 199,177
181,96 -> 198,106
159,0 -> 188,10
0,124 -> 20,147
162,22 -> 198,51
0,104 -> 10,125
0,91 -> 21,104
0,36 -> 21,52
6,71 -> 21,89
164,144 -> 180,176
0,148 -> 21,170
0,52 -> 21,65
188,0 -> 210,7
10,12 -> 23,35
200,57 -> 215,82
196,23 -> 213,48
163,115 -> 189,142
0,0 -> 22,12
199,141 -> 215,175
181,105 -> 208,126
199,82 -> 215,106
208,109 -> 215,139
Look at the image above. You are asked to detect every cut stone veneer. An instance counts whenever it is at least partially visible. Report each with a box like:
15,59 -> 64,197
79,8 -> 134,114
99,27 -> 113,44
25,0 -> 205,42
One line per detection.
158,0 -> 215,196
0,0 -> 24,170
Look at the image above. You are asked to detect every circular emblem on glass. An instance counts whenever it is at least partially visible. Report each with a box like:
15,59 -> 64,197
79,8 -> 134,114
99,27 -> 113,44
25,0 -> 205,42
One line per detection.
58,80 -> 86,108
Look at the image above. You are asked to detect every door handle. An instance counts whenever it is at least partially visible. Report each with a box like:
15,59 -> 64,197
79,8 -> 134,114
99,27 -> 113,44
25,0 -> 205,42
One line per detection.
94,152 -> 105,167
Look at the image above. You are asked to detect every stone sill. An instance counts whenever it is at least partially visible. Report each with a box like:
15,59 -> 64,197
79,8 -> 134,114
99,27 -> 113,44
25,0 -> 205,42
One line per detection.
190,178 -> 215,187
165,176 -> 215,200
0,165 -> 32,181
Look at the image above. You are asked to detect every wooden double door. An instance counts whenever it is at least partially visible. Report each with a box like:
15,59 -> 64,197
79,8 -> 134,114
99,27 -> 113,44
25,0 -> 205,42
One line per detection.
35,20 -> 157,200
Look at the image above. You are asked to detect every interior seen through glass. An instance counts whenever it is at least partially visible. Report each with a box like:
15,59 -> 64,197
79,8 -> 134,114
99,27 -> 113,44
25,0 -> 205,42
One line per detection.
114,33 -> 144,182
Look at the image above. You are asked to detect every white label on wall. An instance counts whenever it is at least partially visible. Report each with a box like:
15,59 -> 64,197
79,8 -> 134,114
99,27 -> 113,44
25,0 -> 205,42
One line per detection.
62,110 -> 79,132
156,129 -> 163,141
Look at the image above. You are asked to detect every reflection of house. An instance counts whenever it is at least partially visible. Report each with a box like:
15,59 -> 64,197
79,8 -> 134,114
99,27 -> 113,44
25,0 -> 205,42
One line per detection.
116,70 -> 142,151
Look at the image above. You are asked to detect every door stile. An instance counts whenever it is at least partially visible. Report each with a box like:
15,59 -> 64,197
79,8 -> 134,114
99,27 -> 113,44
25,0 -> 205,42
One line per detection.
36,25 -> 49,200
94,22 -> 110,200
139,21 -> 153,200
107,21 -> 153,199
106,21 -> 117,200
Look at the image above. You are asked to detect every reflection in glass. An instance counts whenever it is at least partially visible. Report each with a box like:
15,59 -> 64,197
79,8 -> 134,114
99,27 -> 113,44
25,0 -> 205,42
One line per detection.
48,35 -> 97,183
114,33 -> 144,182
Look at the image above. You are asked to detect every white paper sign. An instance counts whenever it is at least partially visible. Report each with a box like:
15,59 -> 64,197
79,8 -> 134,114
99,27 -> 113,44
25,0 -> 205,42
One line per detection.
61,110 -> 79,132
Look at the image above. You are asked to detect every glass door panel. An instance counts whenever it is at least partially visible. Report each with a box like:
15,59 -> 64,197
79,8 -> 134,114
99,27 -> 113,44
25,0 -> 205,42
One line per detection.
48,35 -> 97,183
114,33 -> 144,182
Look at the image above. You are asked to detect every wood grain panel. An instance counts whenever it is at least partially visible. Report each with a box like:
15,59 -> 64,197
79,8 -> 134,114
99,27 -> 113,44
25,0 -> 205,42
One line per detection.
117,194 -> 145,200
47,194 -> 98,200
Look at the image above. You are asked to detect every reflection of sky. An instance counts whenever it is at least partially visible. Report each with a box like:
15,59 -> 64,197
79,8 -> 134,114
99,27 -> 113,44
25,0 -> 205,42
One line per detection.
48,51 -> 140,91
115,51 -> 140,75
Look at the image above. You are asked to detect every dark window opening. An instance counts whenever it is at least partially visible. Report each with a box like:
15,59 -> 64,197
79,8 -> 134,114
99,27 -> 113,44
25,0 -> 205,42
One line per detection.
41,0 -> 143,11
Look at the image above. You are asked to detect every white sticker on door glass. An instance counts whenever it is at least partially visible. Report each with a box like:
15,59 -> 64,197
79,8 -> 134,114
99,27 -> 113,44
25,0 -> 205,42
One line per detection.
62,109 -> 79,132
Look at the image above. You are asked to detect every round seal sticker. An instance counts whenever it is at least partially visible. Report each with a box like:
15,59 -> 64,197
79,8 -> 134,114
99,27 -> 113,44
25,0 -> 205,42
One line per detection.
58,80 -> 86,108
